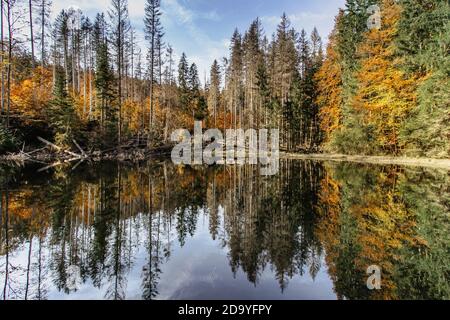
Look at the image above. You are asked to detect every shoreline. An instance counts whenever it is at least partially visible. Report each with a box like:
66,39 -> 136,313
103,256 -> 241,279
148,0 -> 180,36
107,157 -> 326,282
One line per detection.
1,149 -> 449,170
282,153 -> 450,170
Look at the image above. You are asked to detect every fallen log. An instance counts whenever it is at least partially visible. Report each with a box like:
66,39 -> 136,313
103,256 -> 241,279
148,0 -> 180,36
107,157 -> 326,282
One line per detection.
37,136 -> 82,158
72,139 -> 88,158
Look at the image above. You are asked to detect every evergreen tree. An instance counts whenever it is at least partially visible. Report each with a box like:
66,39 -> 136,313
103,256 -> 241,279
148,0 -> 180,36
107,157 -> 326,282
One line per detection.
397,0 -> 450,158
332,0 -> 380,154
228,28 -> 243,129
94,13 -> 116,141
178,52 -> 190,109
144,0 -> 163,131
243,18 -> 264,128
188,63 -> 200,94
48,67 -> 79,147
109,0 -> 130,143
208,59 -> 221,126
272,14 -> 299,149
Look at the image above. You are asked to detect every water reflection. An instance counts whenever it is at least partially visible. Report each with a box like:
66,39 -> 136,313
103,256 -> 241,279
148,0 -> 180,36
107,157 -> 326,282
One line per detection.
0,160 -> 449,300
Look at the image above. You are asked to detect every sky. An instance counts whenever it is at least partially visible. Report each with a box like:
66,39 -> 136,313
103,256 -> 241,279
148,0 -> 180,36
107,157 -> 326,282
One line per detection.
52,0 -> 346,82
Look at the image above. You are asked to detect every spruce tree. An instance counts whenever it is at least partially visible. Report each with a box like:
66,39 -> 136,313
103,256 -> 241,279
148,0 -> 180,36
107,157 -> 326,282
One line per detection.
48,67 -> 79,147
398,0 -> 450,157
144,0 -> 163,131
94,13 -> 117,143
208,60 -> 221,126
178,52 -> 190,109
109,0 -> 130,143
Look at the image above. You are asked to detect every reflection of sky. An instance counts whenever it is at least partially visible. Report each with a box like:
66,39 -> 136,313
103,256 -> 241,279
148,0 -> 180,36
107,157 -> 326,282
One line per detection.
156,215 -> 336,300
1,208 -> 336,300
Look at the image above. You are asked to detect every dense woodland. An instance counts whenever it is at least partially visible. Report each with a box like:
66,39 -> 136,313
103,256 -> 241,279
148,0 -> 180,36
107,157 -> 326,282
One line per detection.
0,0 -> 448,157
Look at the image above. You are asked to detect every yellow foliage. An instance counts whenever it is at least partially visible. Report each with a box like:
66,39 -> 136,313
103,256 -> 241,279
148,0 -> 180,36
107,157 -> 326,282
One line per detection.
316,13 -> 343,143
353,0 -> 421,154
11,67 -> 53,122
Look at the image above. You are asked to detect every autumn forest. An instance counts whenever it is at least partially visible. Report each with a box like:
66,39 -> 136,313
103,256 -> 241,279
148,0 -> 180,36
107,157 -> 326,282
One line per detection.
0,0 -> 449,303
0,0 -> 447,158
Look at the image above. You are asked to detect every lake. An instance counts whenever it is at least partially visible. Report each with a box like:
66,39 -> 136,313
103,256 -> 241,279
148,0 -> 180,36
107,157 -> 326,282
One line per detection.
0,159 -> 449,300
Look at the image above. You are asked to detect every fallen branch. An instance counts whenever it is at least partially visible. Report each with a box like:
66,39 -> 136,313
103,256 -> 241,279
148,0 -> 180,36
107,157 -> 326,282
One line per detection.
72,139 -> 88,158
24,147 -> 47,156
37,136 -> 81,158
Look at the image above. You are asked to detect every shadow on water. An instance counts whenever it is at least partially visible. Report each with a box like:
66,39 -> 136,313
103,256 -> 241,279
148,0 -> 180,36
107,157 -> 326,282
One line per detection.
0,160 -> 449,300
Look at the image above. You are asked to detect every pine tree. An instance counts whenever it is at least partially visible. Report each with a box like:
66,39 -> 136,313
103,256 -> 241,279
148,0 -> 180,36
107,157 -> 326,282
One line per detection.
208,59 -> 221,127
273,14 -> 299,149
188,63 -> 200,94
397,0 -> 450,158
396,0 -> 449,74
255,62 -> 271,128
178,52 -> 190,110
243,18 -> 263,128
48,67 -> 79,147
228,28 -> 243,129
109,0 -> 130,143
94,13 -> 116,138
188,63 -> 202,120
332,0 -> 380,154
144,0 -> 163,132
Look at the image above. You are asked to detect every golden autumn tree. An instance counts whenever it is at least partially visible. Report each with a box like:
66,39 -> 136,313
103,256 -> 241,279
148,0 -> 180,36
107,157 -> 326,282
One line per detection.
352,0 -> 419,154
315,12 -> 343,145
11,67 -> 53,123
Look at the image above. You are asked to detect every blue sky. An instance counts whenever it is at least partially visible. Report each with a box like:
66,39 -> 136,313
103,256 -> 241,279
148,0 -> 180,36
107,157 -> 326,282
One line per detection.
53,0 -> 346,81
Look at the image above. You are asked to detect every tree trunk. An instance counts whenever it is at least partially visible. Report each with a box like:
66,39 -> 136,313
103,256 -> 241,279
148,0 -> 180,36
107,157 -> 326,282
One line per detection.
29,0 -> 35,68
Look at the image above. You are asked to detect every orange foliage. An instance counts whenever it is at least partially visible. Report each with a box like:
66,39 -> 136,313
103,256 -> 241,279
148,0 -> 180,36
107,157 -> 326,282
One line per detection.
316,15 -> 343,143
11,67 -> 53,122
353,0 -> 420,153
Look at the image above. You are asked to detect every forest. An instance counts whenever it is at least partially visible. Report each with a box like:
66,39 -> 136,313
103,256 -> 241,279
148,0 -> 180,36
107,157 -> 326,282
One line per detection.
0,0 -> 448,159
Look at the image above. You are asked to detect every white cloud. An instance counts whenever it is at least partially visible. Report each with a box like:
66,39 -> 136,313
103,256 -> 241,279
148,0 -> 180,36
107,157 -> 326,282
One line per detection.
161,0 -> 227,80
261,11 -> 339,44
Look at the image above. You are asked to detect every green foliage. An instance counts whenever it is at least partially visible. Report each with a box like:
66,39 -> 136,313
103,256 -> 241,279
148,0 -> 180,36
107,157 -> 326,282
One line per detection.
331,0 -> 379,155
48,68 -> 80,147
396,169 -> 450,299
194,96 -> 208,120
400,72 -> 450,158
178,53 -> 190,108
0,124 -> 19,153
330,119 -> 378,155
396,0 -> 450,74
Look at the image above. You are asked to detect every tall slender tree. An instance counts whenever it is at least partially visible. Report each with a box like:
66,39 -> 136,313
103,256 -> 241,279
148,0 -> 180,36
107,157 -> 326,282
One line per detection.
208,60 -> 221,127
29,0 -> 35,67
109,0 -> 130,144
144,0 -> 163,134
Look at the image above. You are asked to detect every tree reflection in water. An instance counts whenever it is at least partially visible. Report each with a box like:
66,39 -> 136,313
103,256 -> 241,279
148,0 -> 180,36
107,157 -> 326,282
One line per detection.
0,160 -> 448,300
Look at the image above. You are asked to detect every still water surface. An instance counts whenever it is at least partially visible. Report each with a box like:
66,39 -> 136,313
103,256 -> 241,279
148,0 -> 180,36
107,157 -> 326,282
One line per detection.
0,160 -> 449,300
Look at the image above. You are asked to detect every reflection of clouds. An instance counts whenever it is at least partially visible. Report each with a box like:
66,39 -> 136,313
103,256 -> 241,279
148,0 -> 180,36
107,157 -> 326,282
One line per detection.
1,162 -> 342,300
66,265 -> 82,292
